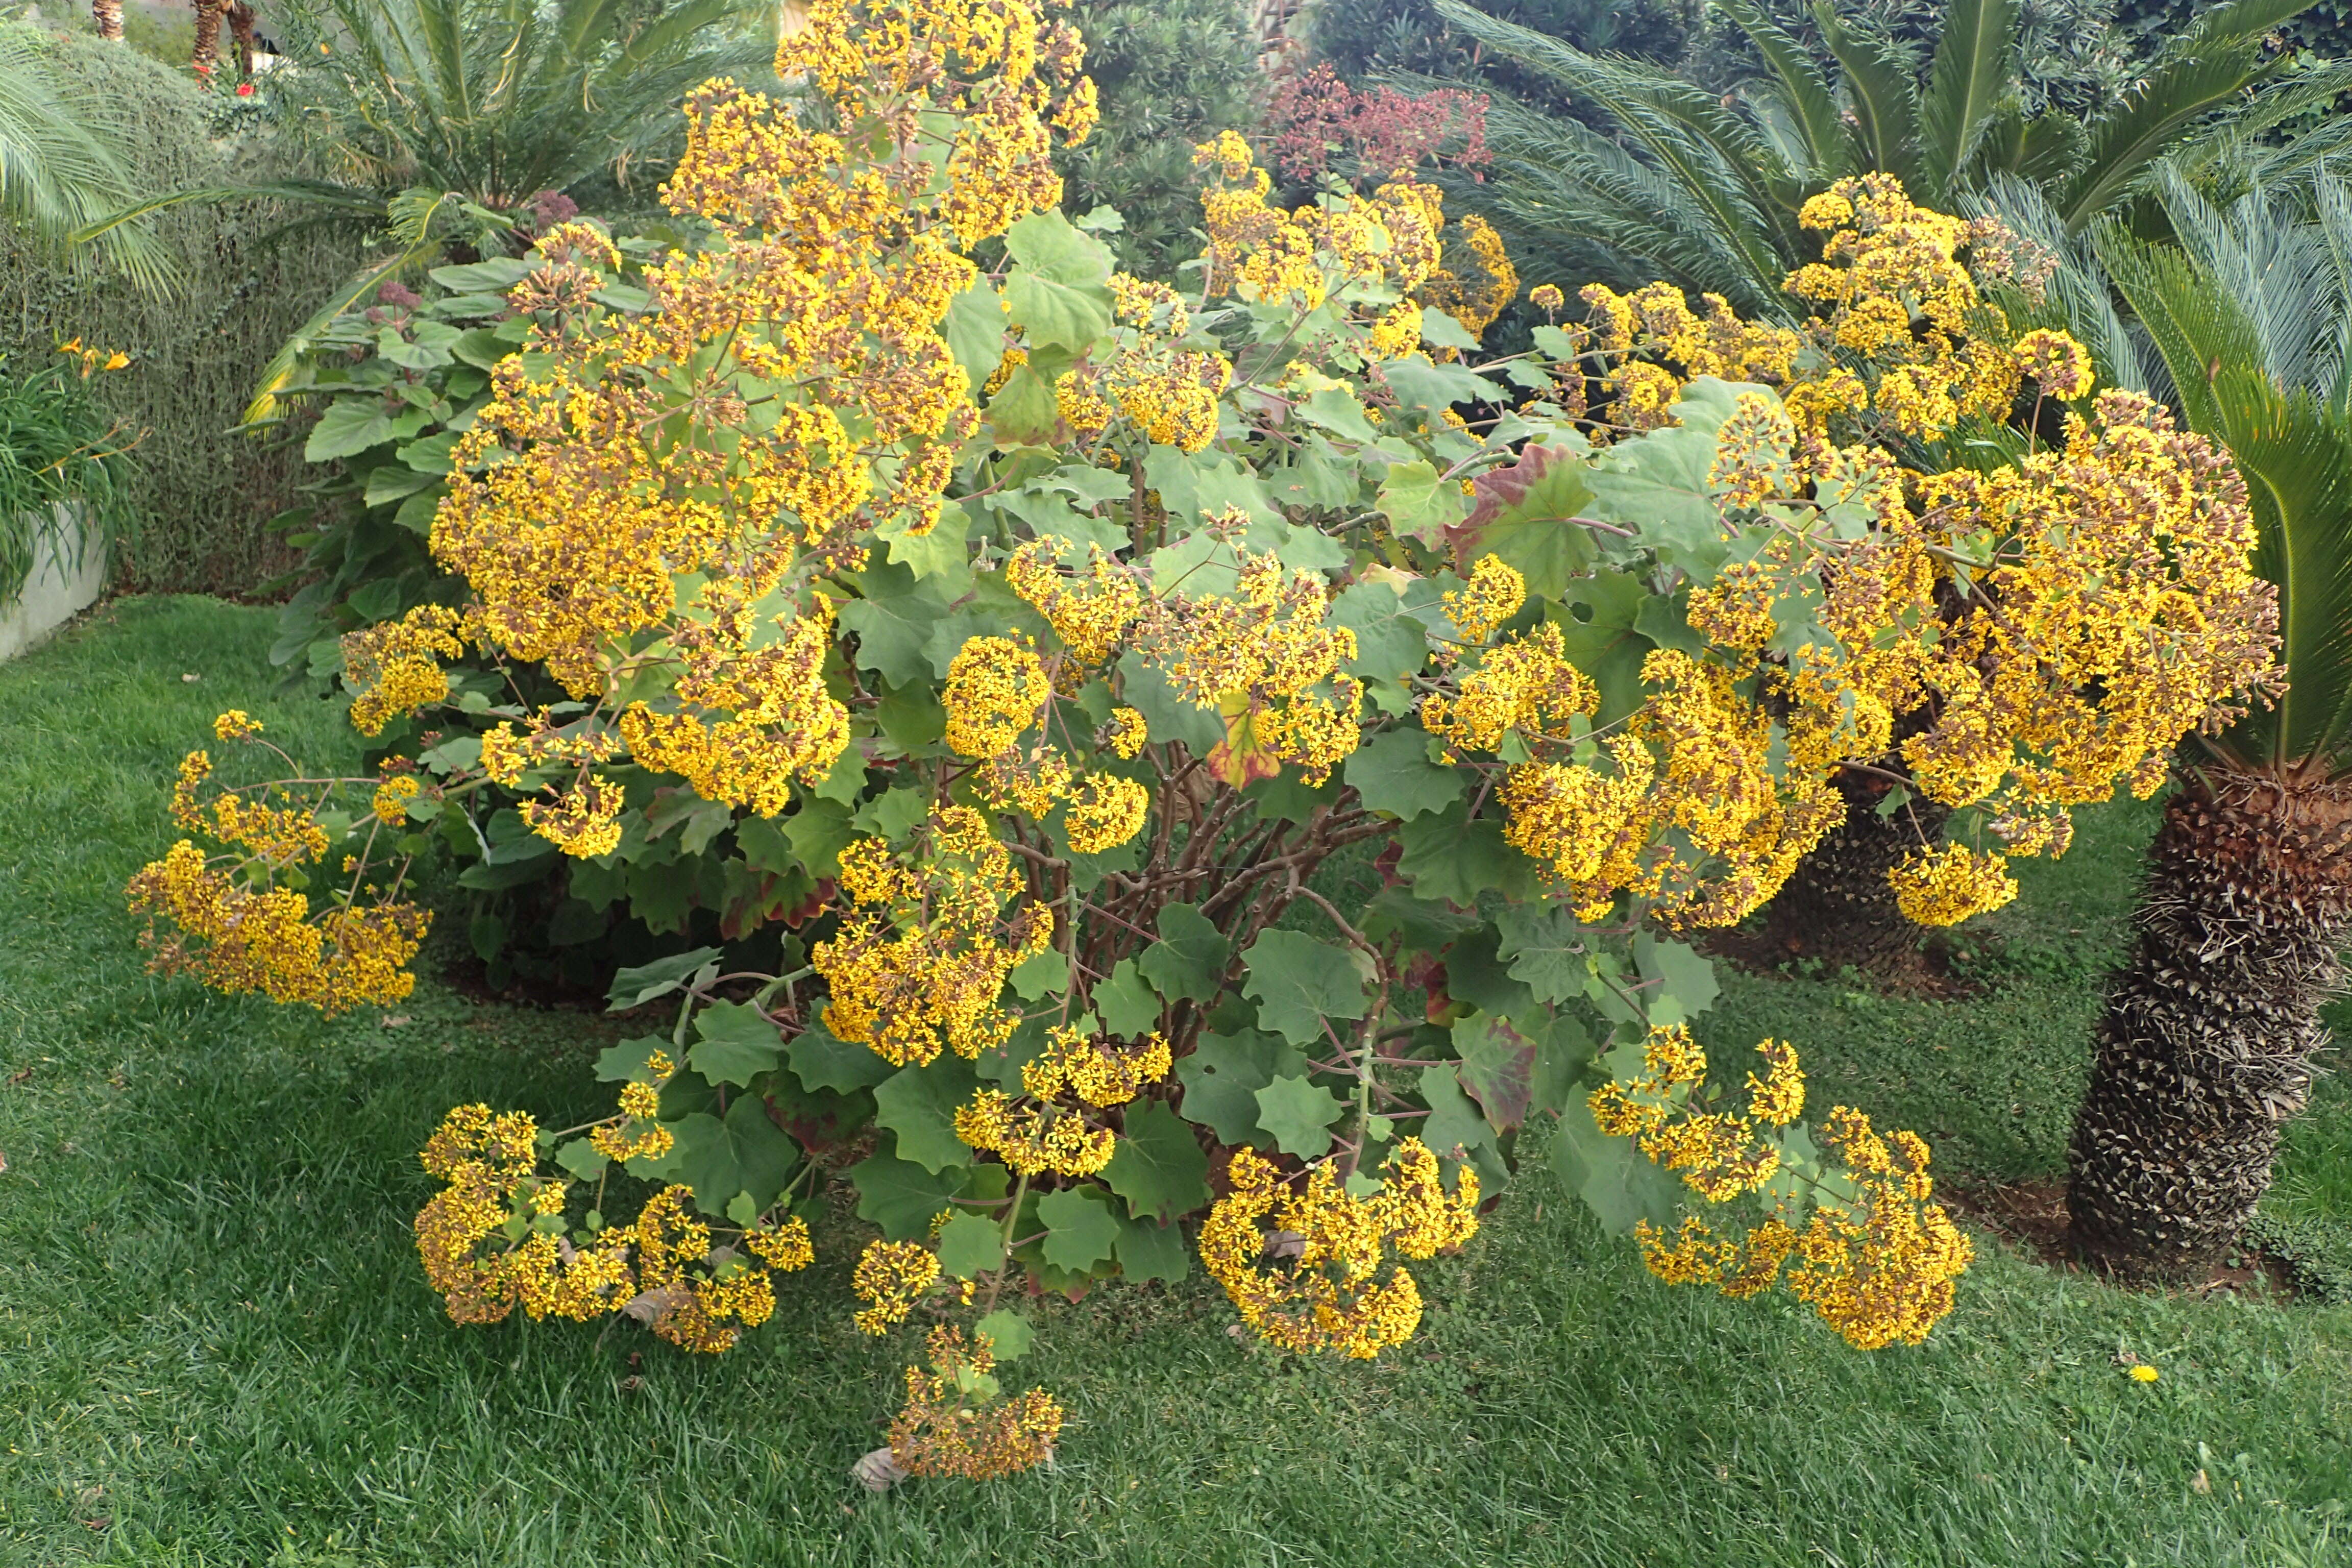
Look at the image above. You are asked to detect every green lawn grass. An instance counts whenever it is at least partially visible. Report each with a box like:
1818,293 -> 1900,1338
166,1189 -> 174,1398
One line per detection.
3,596 -> 2347,1567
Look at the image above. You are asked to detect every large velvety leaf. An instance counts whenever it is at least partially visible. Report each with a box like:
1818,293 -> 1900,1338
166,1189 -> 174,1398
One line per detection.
1138,903 -> 1229,1003
1397,803 -> 1542,906
1112,1213 -> 1190,1283
1254,1073 -> 1348,1158
872,1056 -> 979,1174
1242,929 -> 1370,1047
1002,210 -> 1116,351
786,1021 -> 895,1094
1634,933 -> 1720,1025
1094,958 -> 1163,1038
1451,1012 -> 1537,1132
1446,442 -> 1597,600
1103,1101 -> 1212,1223
839,561 -> 957,687
1037,1185 -> 1121,1272
1550,1104 -> 1681,1234
304,399 -> 396,461
1416,1064 -> 1496,1161
1344,727 -> 1464,820
1331,580 -> 1434,684
1496,903 -> 1589,1003
936,1212 -> 1007,1280
1382,354 -> 1500,413
849,1148 -> 969,1240
607,947 -> 723,1012
669,1095 -> 803,1216
688,1000 -> 783,1088
1175,1028 -> 1309,1144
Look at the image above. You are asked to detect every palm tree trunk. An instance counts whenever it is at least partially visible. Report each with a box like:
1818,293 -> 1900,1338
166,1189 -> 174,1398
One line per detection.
2066,767 -> 2352,1279
91,0 -> 124,41
227,2 -> 257,79
191,0 -> 223,79
1759,766 -> 1950,974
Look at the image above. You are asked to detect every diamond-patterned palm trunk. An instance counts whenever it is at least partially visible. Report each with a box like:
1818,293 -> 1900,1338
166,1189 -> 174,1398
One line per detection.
91,0 -> 123,40
2067,767 -> 2352,1279
1760,765 -> 1950,974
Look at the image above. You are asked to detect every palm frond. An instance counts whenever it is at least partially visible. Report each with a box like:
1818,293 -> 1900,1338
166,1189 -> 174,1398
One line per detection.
2100,226 -> 2352,772
1811,4 -> 1926,194
1916,0 -> 2018,205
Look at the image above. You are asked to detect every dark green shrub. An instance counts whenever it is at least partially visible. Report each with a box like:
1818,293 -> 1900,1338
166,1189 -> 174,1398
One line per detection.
0,30 -> 361,594
1056,0 -> 1262,274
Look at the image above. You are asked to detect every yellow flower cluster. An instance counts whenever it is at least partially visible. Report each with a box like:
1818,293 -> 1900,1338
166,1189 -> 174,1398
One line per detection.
954,1021 -> 1168,1175
815,807 -> 1055,1065
1602,1033 -> 1971,1350
887,1325 -> 1065,1480
1467,647 -> 1839,926
1441,553 -> 1528,647
125,841 -> 428,1013
1420,213 -> 1520,339
1007,537 -> 1144,670
853,1239 -> 943,1334
1886,842 -> 2018,926
1420,618 -> 1597,754
1138,548 -> 1364,786
1198,1140 -> 1479,1359
1589,1028 -> 1803,1202
169,750 -> 328,866
342,605 -> 468,738
939,627 -> 1151,849
412,1106 -> 813,1352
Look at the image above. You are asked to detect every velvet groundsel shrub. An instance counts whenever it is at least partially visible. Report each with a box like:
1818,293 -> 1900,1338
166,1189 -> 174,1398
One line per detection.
130,0 -> 2280,1480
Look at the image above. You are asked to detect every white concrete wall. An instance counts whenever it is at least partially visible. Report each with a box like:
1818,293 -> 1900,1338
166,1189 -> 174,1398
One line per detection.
0,506 -> 106,663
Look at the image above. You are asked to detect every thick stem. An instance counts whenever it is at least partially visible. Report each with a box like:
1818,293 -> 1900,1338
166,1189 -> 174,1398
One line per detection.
1758,765 -> 1949,974
2066,767 -> 2352,1279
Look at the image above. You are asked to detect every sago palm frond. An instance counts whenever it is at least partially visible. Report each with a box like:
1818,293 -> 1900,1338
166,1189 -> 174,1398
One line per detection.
2100,224 -> 2352,774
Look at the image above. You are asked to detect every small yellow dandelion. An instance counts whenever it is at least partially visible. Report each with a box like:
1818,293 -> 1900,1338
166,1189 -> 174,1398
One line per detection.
2128,1363 -> 2159,1383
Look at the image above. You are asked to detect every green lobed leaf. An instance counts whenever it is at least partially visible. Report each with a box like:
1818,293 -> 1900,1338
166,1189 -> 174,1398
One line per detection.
1550,1104 -> 1681,1235
1174,1028 -> 1309,1145
1634,933 -> 1720,1025
607,947 -> 722,1012
872,1056 -> 980,1174
1094,958 -> 1163,1038
1002,210 -> 1117,352
1331,581 -> 1434,685
1344,727 -> 1464,820
1398,804 -> 1542,907
974,1308 -> 1034,1359
850,1147 -> 969,1241
1036,1185 -> 1121,1272
594,1036 -> 672,1083
1415,1063 -> 1497,1162
1113,1213 -> 1190,1284
668,1095 -> 803,1218
1008,944 -> 1069,1002
688,1000 -> 784,1088
1241,929 -> 1370,1047
786,1022 -> 894,1095
1495,903 -> 1589,1004
935,1212 -> 1007,1280
1254,1073 -> 1348,1158
1138,903 -> 1229,1004
1103,1102 -> 1212,1223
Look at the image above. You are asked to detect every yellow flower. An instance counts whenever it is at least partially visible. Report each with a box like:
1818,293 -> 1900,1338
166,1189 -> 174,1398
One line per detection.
2128,1363 -> 2160,1384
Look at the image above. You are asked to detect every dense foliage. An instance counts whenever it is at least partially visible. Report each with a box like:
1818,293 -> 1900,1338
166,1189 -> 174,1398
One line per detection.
0,346 -> 130,604
127,0 -> 2280,1478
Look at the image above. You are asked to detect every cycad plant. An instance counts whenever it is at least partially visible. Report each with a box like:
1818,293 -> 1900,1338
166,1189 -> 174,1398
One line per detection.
2061,177 -> 2352,1278
1429,0 -> 2352,316
80,0 -> 772,421
0,22 -> 170,287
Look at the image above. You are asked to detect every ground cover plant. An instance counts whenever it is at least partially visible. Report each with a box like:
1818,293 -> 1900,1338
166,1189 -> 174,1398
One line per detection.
118,0 -> 2294,1481
4,596 -> 2349,1561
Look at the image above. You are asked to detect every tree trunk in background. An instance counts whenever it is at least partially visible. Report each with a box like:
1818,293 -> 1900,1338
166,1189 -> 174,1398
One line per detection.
2067,768 -> 2352,1279
191,0 -> 223,78
91,0 -> 123,40
1758,766 -> 1950,975
227,1 -> 257,79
